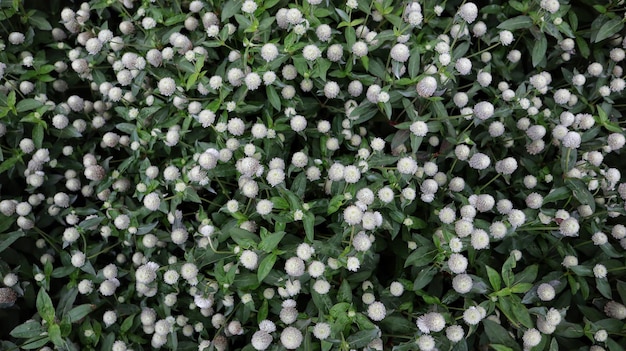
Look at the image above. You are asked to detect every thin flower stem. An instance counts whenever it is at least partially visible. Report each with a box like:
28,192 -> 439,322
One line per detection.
477,173 -> 501,192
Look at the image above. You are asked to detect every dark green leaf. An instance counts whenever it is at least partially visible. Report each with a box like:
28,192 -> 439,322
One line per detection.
221,0 -> 240,21
66,304 -> 94,322
560,147 -> 577,173
404,246 -> 436,268
483,319 -> 521,350
28,15 -> 52,30
0,156 -> 19,175
497,16 -> 533,30
48,324 -> 63,347
486,265 -> 501,291
337,279 -> 352,303
266,85 -> 281,111
0,231 -> 25,253
258,231 -> 285,252
257,253 -> 277,282
542,187 -> 571,204
346,329 -> 380,348
303,212 -> 315,242
515,264 -> 538,285
32,123 -> 44,149
565,178 -> 595,212
413,266 -> 437,290
597,278 -> 613,299
36,288 -> 55,324
16,99 -> 43,112
594,18 -> 624,43
10,321 -> 45,339
532,34 -> 547,67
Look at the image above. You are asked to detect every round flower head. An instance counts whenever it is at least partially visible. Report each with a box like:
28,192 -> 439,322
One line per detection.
390,43 -> 410,62
416,76 -> 437,97
280,327 -> 303,349
158,77 -> 176,96
458,2 -> 478,23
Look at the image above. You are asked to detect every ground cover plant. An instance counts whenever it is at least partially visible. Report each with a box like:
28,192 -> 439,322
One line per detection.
1,0 -> 626,350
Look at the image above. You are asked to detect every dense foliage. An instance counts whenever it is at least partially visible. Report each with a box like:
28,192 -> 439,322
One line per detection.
1,0 -> 626,350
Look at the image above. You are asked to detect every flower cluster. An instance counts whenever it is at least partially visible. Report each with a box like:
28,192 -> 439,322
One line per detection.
1,0 -> 626,350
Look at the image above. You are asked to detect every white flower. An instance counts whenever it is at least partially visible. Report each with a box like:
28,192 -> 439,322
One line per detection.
523,328 -> 542,347
410,121 -> 428,136
324,81 -> 340,99
463,306 -> 484,325
71,251 -> 86,267
390,43 -> 410,62
416,76 -> 437,97
245,72 -> 262,91
367,301 -> 387,321
302,44 -> 322,61
347,256 -> 360,272
446,325 -> 465,343
158,77 -> 176,96
540,0 -> 560,13
240,250 -> 259,270
251,331 -> 272,350
448,253 -> 468,273
280,327 -> 303,349
8,32 -> 25,45
352,41 -> 369,57
559,217 -> 579,237
417,335 -> 435,351
143,192 -> 160,211
313,323 -> 331,340
537,283 -> 556,301
455,57 -> 472,75
284,257 -> 305,277
103,310 -> 117,327
343,205 -> 363,225
459,2 -> 478,23
473,101 -> 494,120
468,153 -> 490,170
594,264 -> 608,279
241,0 -> 257,13
499,30 -> 514,45
397,157 -> 418,174
378,187 -> 394,203
452,274 -> 473,294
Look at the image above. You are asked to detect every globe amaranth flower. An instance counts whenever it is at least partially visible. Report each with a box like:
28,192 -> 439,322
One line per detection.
158,77 -> 176,96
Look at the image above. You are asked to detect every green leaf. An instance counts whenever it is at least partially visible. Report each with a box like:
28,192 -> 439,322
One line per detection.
327,194 -> 344,215
7,90 -> 16,109
565,178 -> 595,213
229,227 -> 260,247
28,15 -> 52,30
221,0 -> 240,21
404,246 -> 436,268
542,187 -> 571,204
257,253 -> 277,282
346,329 -> 380,348
490,345 -> 514,351
497,16 -> 533,30
560,146 -> 577,173
21,336 -> 50,350
0,231 -> 25,253
617,280 -> 626,303
408,46 -> 421,79
32,123 -> 44,148
515,264 -> 538,285
37,288 -> 55,324
501,255 -> 516,287
0,156 -> 19,175
258,231 -> 285,252
48,324 -> 63,347
532,34 -> 547,67
337,279 -> 353,303
483,319 -> 521,350
486,265 -> 502,291
266,85 -> 281,111
120,314 -> 135,333
575,36 -> 590,58
66,304 -> 94,322
413,266 -> 437,290
597,278 -> 613,299
510,297 -> 533,328
303,212 -> 315,242
594,18 -> 624,43
10,321 -> 45,339
16,99 -> 43,112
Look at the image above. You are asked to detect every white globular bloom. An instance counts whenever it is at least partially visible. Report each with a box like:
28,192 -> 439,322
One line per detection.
468,153 -> 490,170
158,77 -> 176,96
462,306 -> 485,325
241,0 -> 258,13
559,217 -> 579,237
537,283 -> 556,301
240,250 -> 259,270
523,328 -> 542,347
390,43 -> 410,62
448,253 -> 468,274
594,264 -> 608,279
343,205 -> 363,225
458,2 -> 478,23
346,256 -> 360,272
352,41 -> 369,57
367,301 -> 387,321
251,331 -> 273,350
499,30 -> 514,46
473,101 -> 495,120
452,273 -> 473,294
455,57 -> 472,75
495,157 -> 518,175
416,76 -> 437,97
280,327 -> 303,349
284,257 -> 305,277
302,44 -> 322,61
410,121 -> 428,136
143,192 -> 160,211
397,157 -> 418,175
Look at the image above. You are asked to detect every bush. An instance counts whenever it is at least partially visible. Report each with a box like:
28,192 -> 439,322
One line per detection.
1,0 -> 626,350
